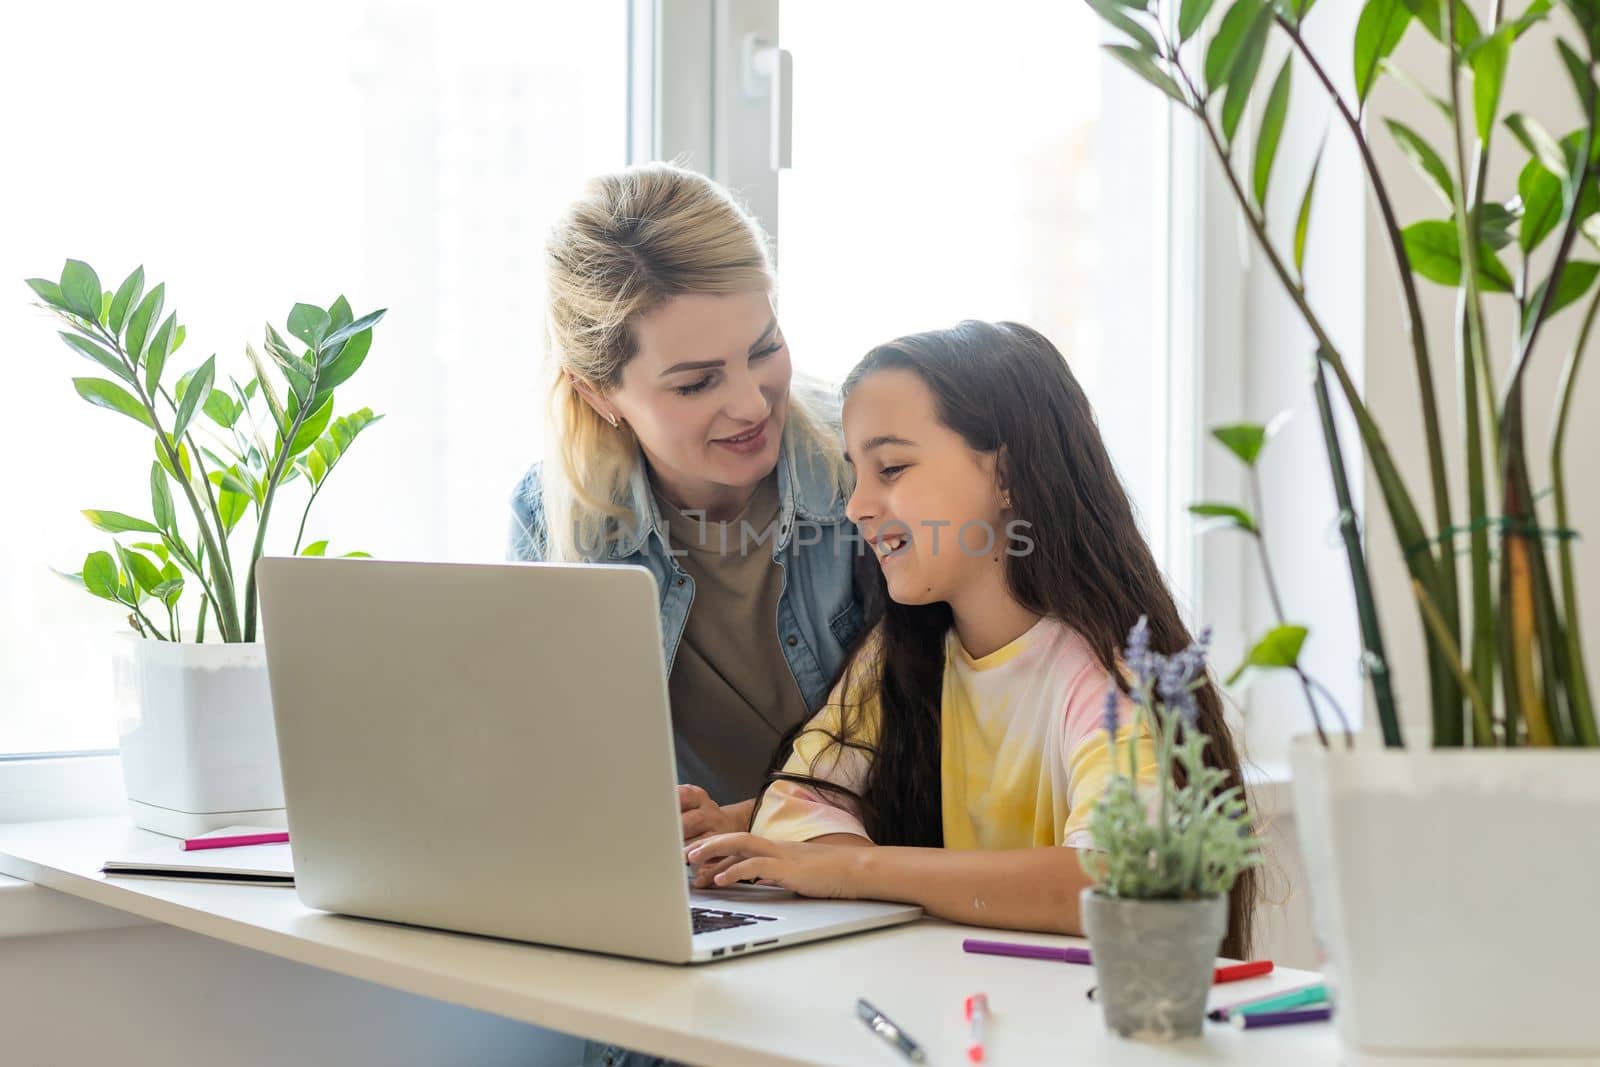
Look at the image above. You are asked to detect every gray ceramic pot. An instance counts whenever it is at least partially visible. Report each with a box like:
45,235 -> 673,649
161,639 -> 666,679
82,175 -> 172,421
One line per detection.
1080,889 -> 1227,1040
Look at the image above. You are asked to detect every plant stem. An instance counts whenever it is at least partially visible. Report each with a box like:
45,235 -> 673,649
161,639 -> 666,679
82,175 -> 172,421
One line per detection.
1412,579 -> 1497,742
1550,284 -> 1600,745
1440,0 -> 1485,747
242,384 -> 319,642
1280,17 -> 1462,730
1313,350 -> 1405,746
96,328 -> 242,642
292,479 -> 325,557
195,594 -> 208,644
1247,466 -> 1334,748
1167,48 -> 1415,744
158,382 -> 236,585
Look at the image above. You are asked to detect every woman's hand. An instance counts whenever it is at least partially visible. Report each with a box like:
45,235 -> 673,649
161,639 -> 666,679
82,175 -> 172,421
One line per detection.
678,785 -> 754,843
685,832 -> 868,898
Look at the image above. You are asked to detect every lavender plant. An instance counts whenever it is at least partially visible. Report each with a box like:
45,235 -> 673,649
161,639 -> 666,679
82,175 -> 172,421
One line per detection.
1081,619 -> 1263,899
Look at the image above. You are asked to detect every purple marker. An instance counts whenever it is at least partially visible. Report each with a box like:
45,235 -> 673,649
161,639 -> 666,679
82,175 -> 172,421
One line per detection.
962,938 -> 1093,965
1232,1006 -> 1334,1030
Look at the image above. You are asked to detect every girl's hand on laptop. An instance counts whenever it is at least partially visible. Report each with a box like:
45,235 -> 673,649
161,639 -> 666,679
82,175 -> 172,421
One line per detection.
679,785 -> 754,843
685,833 -> 868,899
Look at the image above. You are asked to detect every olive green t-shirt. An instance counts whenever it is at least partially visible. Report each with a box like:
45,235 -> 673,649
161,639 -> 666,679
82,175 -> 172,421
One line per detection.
659,474 -> 812,804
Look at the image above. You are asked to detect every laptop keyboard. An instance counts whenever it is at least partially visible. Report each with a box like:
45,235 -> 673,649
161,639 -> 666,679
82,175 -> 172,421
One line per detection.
691,906 -> 779,935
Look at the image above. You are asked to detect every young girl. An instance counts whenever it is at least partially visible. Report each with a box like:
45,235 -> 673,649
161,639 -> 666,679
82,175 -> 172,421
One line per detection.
685,320 -> 1258,959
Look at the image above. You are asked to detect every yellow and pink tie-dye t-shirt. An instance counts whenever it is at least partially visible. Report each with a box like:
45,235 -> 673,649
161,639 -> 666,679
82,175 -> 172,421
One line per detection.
752,616 -> 1157,849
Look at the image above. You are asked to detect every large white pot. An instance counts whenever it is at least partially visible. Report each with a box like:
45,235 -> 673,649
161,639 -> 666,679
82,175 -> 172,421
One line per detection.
111,635 -> 286,837
1290,735 -> 1600,1064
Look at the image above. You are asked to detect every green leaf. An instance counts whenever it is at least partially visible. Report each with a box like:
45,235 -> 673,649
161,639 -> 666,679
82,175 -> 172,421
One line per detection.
1401,219 -> 1514,291
1088,0 -> 1165,55
173,355 -> 215,441
1506,113 -> 1569,181
59,332 -> 134,385
1520,156 -> 1564,252
59,260 -> 102,320
289,393 -> 336,456
73,377 -> 153,428
1212,422 -> 1270,465
131,541 -> 170,564
1385,119 -> 1455,207
1227,624 -> 1310,684
318,326 -> 373,393
212,464 -> 256,500
1206,0 -> 1265,92
310,447 -> 331,483
301,540 -> 329,557
1354,0 -> 1412,105
1295,140 -> 1326,275
82,510 -> 161,534
1475,201 -> 1520,250
1523,260 -> 1600,329
1180,0 -> 1224,41
1472,31 -> 1510,141
1189,502 -> 1260,533
110,543 -> 142,604
217,488 -> 249,532
144,311 -> 177,393
341,551 -> 374,559
122,548 -> 166,596
1558,38 -> 1598,121
151,577 -> 185,606
25,278 -> 66,308
1403,0 -> 1481,48
203,388 -> 241,429
150,462 -> 175,533
319,308 -> 385,351
287,303 -> 332,350
82,551 -> 119,601
108,266 -> 145,336
155,435 -> 192,484
328,295 -> 354,332
1253,58 -> 1293,208
1221,6 -> 1272,141
123,283 -> 165,365
1103,45 -> 1190,105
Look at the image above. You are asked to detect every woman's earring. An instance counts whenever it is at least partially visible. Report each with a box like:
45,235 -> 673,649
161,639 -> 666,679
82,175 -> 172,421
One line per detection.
1001,492 -> 1012,509
606,411 -> 620,429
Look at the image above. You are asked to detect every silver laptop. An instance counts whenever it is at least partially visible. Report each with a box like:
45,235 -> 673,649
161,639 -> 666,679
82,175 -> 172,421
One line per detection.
256,557 -> 920,963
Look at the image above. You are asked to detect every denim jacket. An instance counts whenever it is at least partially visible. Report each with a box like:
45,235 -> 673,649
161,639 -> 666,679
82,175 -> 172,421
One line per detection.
506,428 -> 870,798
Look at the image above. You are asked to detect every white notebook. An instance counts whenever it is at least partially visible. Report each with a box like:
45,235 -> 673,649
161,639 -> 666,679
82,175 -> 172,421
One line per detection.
102,826 -> 295,886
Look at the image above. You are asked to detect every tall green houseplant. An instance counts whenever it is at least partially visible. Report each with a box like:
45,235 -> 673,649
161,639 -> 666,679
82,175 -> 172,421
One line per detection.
27,261 -> 385,644
1088,0 -> 1600,747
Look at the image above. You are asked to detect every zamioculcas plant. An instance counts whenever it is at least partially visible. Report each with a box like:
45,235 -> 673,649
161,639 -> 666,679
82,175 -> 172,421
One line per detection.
1087,0 -> 1600,746
26,261 -> 385,643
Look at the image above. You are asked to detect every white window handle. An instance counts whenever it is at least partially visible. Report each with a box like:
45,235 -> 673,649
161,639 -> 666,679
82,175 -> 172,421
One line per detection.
742,34 -> 792,171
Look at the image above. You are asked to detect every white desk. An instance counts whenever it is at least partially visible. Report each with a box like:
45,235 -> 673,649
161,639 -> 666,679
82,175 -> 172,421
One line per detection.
0,818 -> 1337,1066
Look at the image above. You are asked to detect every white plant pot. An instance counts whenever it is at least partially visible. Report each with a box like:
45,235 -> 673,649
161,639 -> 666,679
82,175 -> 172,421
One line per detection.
1290,735 -> 1600,1064
111,635 -> 286,838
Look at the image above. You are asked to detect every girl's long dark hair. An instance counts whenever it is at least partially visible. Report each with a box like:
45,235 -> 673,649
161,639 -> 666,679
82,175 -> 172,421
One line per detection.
764,320 -> 1258,959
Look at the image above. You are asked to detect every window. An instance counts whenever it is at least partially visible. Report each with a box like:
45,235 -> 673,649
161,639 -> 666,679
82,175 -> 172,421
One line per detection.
1,1 -> 628,755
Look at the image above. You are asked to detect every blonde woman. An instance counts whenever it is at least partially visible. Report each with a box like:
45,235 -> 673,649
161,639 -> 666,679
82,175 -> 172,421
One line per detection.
508,163 -> 869,848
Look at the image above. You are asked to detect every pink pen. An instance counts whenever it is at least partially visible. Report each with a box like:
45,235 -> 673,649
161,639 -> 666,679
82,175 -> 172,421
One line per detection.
965,993 -> 990,1063
181,831 -> 289,852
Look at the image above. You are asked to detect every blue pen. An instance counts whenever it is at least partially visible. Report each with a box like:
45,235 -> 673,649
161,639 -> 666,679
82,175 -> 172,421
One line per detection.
857,998 -> 926,1062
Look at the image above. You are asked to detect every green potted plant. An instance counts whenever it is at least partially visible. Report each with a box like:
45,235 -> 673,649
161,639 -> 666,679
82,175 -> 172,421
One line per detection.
1086,0 -> 1600,1055
1080,619 -> 1262,1041
26,260 -> 384,836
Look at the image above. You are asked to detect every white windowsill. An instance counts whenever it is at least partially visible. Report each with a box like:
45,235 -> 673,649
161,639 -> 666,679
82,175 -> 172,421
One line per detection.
0,872 -> 150,939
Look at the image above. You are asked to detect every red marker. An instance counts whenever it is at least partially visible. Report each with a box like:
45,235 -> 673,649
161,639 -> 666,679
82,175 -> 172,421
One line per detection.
965,993 -> 990,1063
181,831 -> 289,852
1214,960 -> 1274,984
